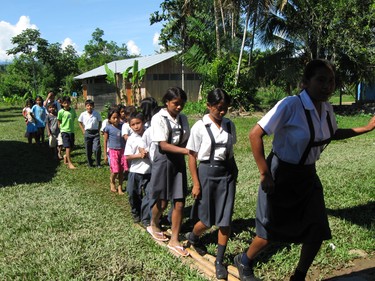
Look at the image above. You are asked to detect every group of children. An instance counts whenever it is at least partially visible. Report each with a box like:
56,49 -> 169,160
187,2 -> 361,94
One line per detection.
23,92 -> 77,169
21,61 -> 375,281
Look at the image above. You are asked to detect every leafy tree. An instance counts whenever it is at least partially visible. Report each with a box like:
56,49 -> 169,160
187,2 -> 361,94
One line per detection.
78,28 -> 132,72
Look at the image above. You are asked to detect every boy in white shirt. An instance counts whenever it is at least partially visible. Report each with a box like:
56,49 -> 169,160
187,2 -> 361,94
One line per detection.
124,112 -> 152,224
78,99 -> 102,167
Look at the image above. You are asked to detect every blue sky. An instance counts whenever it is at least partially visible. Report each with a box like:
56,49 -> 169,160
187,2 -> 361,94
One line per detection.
0,0 -> 164,62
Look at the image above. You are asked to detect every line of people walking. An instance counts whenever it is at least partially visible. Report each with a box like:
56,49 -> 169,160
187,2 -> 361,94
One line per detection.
21,59 -> 375,281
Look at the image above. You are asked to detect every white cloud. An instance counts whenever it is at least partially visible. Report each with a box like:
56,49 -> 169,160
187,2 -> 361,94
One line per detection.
127,40 -> 140,56
153,32 -> 164,52
0,16 -> 37,62
61,37 -> 80,52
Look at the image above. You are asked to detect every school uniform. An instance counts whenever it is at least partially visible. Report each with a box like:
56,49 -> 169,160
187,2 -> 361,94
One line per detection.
124,131 -> 151,222
148,108 -> 190,203
256,89 -> 338,243
187,114 -> 238,227
78,110 -> 102,166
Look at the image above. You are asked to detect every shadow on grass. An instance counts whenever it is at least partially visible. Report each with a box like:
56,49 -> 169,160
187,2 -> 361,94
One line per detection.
0,140 -> 59,187
327,201 -> 375,229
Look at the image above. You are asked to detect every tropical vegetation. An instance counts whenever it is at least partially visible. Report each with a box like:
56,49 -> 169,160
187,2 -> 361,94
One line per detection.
0,0 -> 374,110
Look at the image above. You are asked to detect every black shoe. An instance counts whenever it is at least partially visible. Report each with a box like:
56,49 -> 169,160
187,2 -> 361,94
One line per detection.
185,232 -> 207,255
215,261 -> 228,280
234,254 -> 257,281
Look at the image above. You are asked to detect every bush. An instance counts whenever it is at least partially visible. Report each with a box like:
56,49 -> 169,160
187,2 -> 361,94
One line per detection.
255,84 -> 288,110
183,99 -> 207,115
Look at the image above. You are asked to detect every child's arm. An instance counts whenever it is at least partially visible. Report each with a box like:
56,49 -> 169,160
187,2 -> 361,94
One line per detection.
79,122 -> 85,134
103,132 -> 108,164
159,141 -> 189,155
188,150 -> 201,199
333,115 -> 375,140
45,119 -> 51,136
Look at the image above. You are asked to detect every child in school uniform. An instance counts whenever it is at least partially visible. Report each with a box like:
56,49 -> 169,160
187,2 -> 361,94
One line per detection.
103,108 -> 127,194
147,87 -> 190,257
78,99 -> 102,167
124,112 -> 151,223
186,88 -> 238,279
234,59 -> 375,281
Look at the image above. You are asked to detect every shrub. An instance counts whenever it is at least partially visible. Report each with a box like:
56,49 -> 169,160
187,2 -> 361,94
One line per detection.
255,84 -> 288,110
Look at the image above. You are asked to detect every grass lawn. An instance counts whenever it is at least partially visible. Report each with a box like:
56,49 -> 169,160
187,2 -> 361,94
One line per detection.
0,104 -> 374,280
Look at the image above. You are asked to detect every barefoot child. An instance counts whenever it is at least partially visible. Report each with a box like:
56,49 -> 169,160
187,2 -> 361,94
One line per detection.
103,108 -> 128,194
46,102 -> 63,159
22,99 -> 37,144
57,96 -> 77,169
32,96 -> 46,144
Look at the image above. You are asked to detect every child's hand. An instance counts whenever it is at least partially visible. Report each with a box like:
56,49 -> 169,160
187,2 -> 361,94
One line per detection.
104,155 -> 108,164
191,184 -> 201,199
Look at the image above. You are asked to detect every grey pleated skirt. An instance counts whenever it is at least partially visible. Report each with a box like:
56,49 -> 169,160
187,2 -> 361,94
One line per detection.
191,159 -> 237,227
256,153 -> 332,243
149,148 -> 187,203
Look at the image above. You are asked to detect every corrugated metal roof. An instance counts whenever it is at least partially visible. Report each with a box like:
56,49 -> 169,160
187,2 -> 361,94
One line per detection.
74,51 -> 179,80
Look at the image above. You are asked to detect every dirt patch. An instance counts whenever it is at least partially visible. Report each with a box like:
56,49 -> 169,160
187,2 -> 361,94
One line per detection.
309,256 -> 375,281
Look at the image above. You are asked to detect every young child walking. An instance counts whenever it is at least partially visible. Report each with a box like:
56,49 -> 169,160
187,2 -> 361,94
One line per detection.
78,99 -> 102,167
22,99 -> 37,144
147,87 -> 190,257
186,88 -> 238,279
46,102 -> 63,159
57,96 -> 77,170
234,59 -> 375,281
103,108 -> 128,194
32,95 -> 46,144
124,112 -> 151,223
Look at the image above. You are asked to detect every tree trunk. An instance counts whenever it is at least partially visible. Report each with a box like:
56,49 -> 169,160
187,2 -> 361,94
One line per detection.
235,3 -> 251,86
214,0 -> 221,56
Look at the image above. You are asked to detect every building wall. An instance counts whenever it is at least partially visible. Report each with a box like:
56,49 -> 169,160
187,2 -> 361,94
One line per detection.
143,58 -> 201,103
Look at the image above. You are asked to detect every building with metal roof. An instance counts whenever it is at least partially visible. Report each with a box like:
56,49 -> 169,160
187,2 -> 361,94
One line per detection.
74,52 -> 201,109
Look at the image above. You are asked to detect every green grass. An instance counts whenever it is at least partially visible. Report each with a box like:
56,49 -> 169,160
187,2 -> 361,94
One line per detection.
0,105 -> 374,280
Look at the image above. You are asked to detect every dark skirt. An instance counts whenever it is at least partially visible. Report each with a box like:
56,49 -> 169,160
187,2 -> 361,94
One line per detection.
149,147 -> 187,202
256,153 -> 331,243
191,158 -> 238,227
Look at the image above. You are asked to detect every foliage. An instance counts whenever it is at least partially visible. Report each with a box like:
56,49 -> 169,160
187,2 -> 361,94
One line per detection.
254,83 -> 289,110
122,60 -> 146,106
77,28 -> 132,73
182,99 -> 207,116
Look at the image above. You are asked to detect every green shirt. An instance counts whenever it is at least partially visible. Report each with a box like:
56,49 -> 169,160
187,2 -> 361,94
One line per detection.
57,107 -> 77,133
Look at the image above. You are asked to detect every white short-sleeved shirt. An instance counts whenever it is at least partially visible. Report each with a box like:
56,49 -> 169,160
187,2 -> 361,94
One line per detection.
121,122 -> 133,137
100,119 -> 108,133
150,108 -> 190,146
78,110 -> 102,130
124,132 -> 151,174
258,90 -> 338,165
140,127 -> 156,162
186,114 -> 236,161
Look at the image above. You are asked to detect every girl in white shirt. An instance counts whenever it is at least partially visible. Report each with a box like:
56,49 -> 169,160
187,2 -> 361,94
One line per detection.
234,59 -> 375,281
186,88 -> 237,280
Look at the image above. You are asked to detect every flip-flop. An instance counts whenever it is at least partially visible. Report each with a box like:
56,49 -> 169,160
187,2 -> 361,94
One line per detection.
167,244 -> 190,257
147,226 -> 169,242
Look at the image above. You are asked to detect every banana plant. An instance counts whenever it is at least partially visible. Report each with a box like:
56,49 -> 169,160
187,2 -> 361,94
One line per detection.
104,63 -> 122,103
122,60 -> 146,106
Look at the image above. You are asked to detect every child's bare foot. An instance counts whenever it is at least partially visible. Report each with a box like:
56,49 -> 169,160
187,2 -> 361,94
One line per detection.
63,155 -> 68,164
68,164 -> 76,169
117,186 -> 124,195
110,183 -> 117,193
